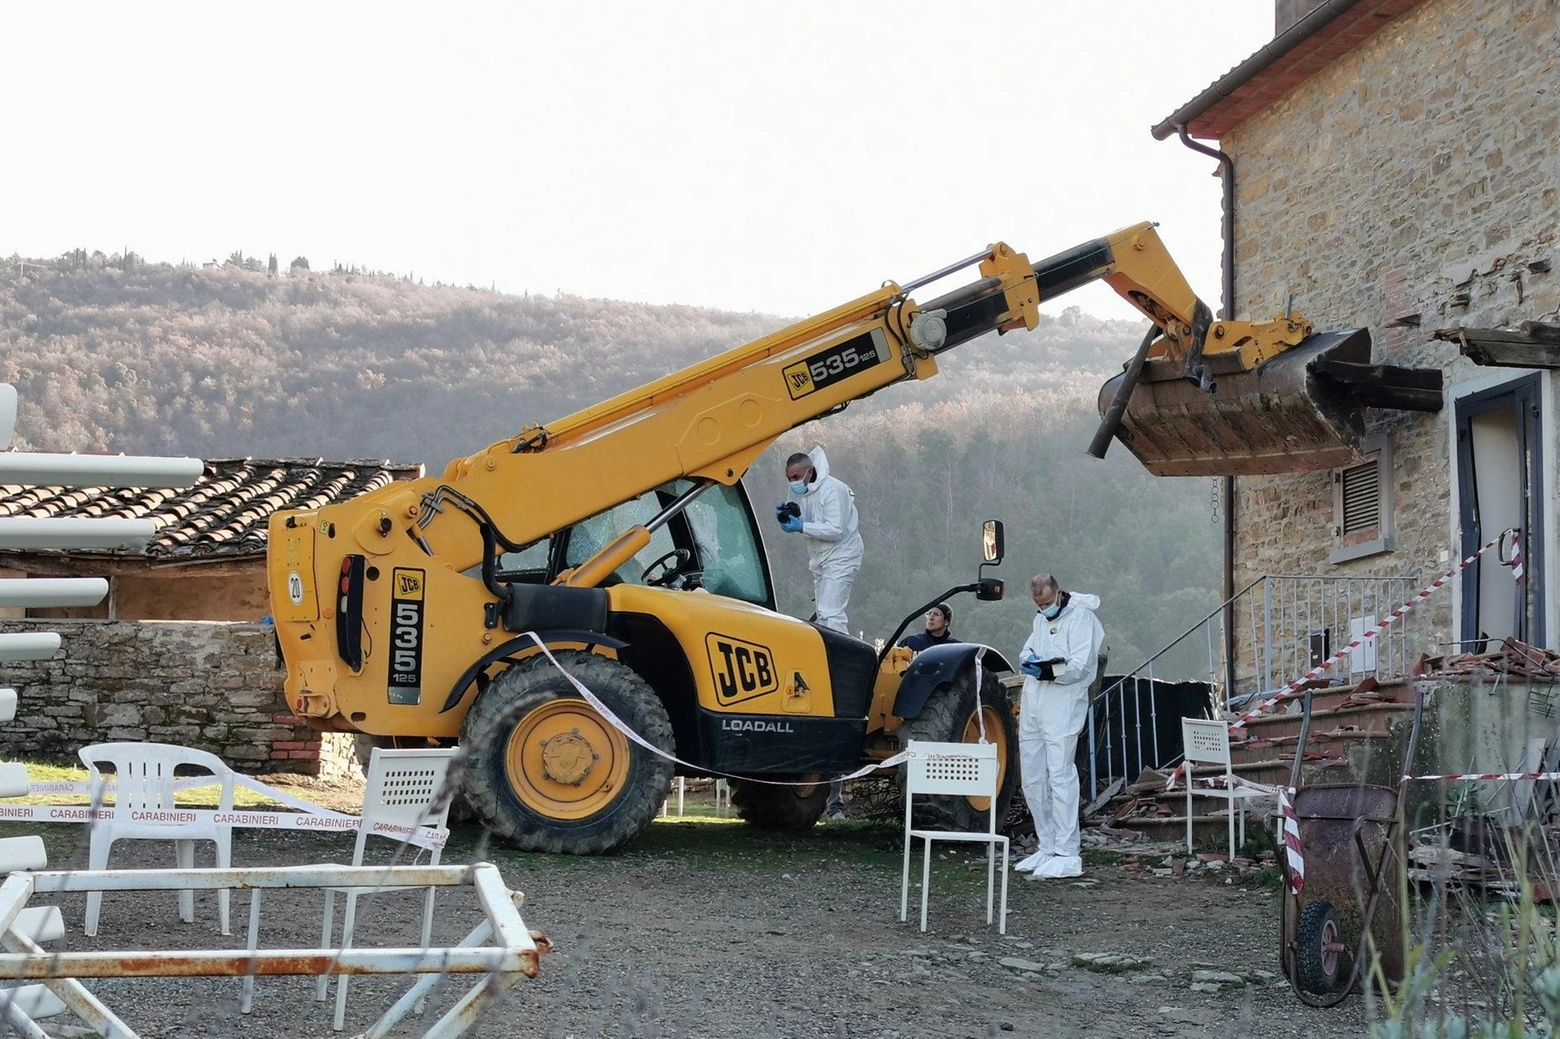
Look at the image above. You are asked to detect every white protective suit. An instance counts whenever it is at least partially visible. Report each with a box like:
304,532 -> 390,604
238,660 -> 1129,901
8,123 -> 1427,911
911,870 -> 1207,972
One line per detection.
784,446 -> 863,634
1014,592 -> 1104,879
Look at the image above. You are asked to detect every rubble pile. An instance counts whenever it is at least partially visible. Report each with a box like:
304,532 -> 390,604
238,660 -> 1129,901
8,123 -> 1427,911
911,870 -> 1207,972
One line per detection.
1414,638 -> 1560,681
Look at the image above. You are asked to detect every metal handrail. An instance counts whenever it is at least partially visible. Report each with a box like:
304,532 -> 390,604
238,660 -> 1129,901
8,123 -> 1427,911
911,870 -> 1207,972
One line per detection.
1080,571 -> 1420,802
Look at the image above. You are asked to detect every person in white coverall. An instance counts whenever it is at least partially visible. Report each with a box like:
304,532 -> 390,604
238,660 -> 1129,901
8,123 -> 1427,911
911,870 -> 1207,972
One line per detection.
1013,573 -> 1104,880
777,446 -> 863,819
777,447 -> 863,635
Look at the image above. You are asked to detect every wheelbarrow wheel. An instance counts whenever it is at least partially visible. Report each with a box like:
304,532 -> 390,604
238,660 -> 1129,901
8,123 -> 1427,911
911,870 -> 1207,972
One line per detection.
1296,901 -> 1346,995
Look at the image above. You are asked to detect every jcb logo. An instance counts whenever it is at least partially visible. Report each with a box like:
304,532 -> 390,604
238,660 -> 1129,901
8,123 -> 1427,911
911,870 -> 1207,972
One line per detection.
395,570 -> 424,599
707,634 -> 778,706
781,361 -> 815,399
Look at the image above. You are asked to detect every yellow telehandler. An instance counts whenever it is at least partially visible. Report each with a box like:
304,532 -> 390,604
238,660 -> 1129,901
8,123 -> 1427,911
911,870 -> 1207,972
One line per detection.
267,222 -> 1373,853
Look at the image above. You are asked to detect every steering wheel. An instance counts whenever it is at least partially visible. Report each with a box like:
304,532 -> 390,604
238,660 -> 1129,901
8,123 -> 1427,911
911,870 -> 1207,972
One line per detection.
641,548 -> 692,587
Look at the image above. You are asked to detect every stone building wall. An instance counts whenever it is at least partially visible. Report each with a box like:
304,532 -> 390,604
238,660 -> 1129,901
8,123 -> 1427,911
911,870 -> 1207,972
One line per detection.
1219,0 -> 1559,667
0,620 -> 356,778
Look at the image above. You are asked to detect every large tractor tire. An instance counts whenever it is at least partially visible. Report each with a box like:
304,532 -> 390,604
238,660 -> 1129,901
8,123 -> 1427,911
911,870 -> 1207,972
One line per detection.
460,650 -> 674,855
897,664 -> 1020,832
731,777 -> 828,831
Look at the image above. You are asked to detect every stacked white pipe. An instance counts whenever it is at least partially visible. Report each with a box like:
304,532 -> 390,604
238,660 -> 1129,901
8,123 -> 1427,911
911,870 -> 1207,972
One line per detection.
0,381 -> 203,1022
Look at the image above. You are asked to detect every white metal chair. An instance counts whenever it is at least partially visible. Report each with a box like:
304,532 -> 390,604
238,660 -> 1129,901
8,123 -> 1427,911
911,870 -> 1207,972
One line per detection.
313,746 -> 457,1032
78,741 -> 235,936
1181,717 -> 1267,860
899,740 -> 1008,934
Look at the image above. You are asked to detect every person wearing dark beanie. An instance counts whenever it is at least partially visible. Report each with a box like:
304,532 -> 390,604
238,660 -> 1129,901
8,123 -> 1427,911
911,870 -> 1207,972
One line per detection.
898,602 -> 959,652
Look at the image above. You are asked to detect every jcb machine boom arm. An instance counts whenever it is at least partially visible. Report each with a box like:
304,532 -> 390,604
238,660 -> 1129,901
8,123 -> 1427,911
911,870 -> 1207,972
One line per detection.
267,221 -> 1368,854
334,221 -> 1359,574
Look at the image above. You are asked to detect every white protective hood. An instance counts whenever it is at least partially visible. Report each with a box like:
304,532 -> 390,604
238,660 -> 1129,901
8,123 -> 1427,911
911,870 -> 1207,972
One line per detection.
785,446 -> 863,576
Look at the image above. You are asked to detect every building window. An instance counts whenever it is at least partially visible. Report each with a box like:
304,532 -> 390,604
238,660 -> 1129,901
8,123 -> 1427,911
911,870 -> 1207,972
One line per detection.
1330,434 -> 1395,563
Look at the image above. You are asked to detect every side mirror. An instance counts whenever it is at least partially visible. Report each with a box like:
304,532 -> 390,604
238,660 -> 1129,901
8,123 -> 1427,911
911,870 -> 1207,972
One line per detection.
982,520 -> 1004,564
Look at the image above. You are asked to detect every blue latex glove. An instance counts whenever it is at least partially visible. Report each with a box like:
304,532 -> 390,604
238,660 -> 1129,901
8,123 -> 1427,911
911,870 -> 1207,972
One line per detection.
780,514 -> 804,533
1020,656 -> 1062,680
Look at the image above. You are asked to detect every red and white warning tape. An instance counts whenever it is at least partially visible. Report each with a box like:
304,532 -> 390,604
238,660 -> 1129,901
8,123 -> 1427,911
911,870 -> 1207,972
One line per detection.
1277,787 -> 1305,895
1405,771 -> 1560,783
12,631 -> 986,839
1184,775 -> 1304,892
522,633 -> 914,788
1507,530 -> 1526,584
1165,528 -> 1519,792
1194,774 -> 1281,795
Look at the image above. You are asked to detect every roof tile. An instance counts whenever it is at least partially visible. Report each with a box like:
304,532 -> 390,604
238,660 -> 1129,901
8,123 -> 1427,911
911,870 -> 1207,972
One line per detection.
0,457 -> 423,560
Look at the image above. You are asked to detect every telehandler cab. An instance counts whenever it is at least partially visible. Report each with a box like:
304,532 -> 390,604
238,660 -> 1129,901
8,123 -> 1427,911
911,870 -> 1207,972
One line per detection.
268,223 -> 1374,853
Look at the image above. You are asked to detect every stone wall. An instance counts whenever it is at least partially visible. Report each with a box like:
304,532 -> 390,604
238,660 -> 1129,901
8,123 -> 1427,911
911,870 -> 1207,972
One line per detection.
0,619 -> 356,778
1221,0 -> 1559,657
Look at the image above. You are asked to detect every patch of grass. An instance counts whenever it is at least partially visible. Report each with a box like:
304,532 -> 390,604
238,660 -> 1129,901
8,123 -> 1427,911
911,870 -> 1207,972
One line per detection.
1250,865 -> 1286,892
636,814 -> 905,872
11,759 -> 300,809
1082,848 -> 1126,868
455,812 -> 1002,885
0,820 -> 86,864
1073,959 -> 1141,975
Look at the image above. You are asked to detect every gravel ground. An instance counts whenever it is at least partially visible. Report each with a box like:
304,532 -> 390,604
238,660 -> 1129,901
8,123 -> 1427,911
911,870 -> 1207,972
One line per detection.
13,791 -> 1371,1039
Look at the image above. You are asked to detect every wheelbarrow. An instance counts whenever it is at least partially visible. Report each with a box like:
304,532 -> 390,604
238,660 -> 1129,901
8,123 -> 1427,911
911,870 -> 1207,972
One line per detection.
1272,683 -> 1425,1007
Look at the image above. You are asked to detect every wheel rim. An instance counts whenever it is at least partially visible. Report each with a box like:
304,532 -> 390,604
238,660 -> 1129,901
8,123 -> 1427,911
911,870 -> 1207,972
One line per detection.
960,705 -> 1008,811
1320,917 -> 1341,978
505,697 -> 632,820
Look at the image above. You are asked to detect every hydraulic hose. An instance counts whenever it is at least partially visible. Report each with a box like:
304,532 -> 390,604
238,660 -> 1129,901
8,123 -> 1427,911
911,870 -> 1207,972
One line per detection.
1086,325 -> 1159,460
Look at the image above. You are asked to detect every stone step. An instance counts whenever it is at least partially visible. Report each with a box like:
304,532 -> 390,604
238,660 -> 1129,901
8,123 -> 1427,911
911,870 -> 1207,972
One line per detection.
1229,726 -> 1388,767
1105,810 -> 1260,846
1229,676 -> 1416,717
1233,701 -> 1416,743
1141,758 -> 1353,802
1096,677 -> 1421,846
1102,755 -> 1359,842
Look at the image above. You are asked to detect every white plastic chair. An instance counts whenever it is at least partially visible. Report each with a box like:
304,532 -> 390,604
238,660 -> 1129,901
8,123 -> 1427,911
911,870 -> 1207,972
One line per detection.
899,740 -> 1008,934
314,747 -> 457,1032
78,741 -> 235,937
1182,717 -> 1267,860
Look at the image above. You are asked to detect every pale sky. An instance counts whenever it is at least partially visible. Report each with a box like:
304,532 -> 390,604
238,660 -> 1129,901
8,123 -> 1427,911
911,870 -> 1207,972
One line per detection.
3,1 -> 1271,322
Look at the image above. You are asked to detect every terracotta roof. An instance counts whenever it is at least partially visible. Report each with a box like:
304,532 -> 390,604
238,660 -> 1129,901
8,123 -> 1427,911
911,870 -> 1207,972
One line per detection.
0,458 -> 423,561
1152,0 -> 1429,141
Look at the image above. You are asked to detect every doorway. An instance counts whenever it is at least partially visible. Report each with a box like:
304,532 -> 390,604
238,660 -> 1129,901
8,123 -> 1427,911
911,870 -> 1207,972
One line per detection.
1456,374 -> 1543,647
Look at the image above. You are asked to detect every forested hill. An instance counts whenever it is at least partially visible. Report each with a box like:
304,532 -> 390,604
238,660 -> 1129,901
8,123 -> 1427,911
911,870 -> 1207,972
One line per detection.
0,254 -> 1223,674
2,256 -> 1142,464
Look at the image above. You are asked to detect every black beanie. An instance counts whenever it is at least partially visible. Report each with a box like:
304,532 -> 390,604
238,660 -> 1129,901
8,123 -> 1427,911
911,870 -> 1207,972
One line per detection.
933,602 -> 952,624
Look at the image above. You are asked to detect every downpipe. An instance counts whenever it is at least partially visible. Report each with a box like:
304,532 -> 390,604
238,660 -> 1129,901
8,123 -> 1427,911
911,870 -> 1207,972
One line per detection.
1175,123 -> 1239,704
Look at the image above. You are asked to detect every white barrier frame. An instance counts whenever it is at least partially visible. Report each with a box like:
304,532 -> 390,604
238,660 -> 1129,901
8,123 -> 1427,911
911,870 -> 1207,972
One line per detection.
0,863 -> 544,1039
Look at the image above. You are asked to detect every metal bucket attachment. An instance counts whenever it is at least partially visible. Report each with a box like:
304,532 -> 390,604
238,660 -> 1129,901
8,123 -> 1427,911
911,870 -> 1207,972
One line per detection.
1096,328 -> 1373,477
